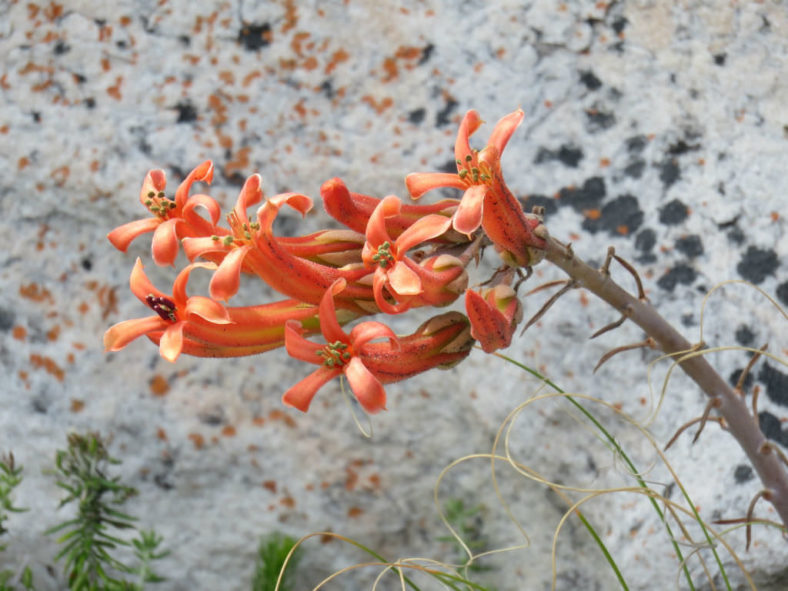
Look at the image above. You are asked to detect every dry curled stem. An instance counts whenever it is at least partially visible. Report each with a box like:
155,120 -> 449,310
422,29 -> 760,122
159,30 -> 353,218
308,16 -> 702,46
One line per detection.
543,235 -> 788,532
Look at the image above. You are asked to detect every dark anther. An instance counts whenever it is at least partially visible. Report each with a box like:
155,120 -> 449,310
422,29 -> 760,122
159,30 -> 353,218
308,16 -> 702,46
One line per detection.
146,294 -> 177,322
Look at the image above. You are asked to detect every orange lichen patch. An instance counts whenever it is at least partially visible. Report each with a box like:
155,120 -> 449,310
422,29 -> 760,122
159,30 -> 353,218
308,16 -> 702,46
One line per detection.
544,99 -> 553,108
12,326 -> 27,341
30,353 -> 65,381
252,416 -> 265,427
149,374 -> 170,397
51,165 -> 69,187
616,225 -> 629,235
242,70 -> 262,86
188,433 -> 205,449
107,76 -> 123,100
78,301 -> 89,314
268,409 -> 297,428
345,466 -> 358,491
120,15 -> 132,26
101,57 -> 111,72
84,283 -> 118,320
320,532 -> 334,544
347,506 -> 363,518
361,95 -> 393,114
281,0 -> 298,32
368,474 -> 381,489
43,2 -> 64,20
70,399 -> 85,413
224,146 -> 251,177
579,291 -> 589,307
157,428 -> 168,441
324,48 -> 349,75
0,78 -> 9,92
98,24 -> 113,42
218,70 -> 235,85
17,156 -> 30,170
262,480 -> 277,493
600,157 -> 611,167
221,425 -> 236,437
771,211 -> 779,222
584,209 -> 601,220
381,57 -> 398,82
20,283 -> 54,304
46,324 -> 60,341
280,496 -> 295,508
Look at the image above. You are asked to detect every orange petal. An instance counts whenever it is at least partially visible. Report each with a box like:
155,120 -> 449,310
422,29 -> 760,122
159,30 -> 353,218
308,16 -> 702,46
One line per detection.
345,357 -> 387,413
159,322 -> 185,362
453,184 -> 487,236
394,214 -> 451,254
364,195 -> 400,252
129,258 -> 166,302
405,172 -> 465,199
349,319 -> 399,350
104,316 -> 166,352
186,296 -> 231,324
172,261 -> 217,306
284,320 -> 323,364
209,245 -> 251,302
107,217 -> 160,252
454,110 -> 483,163
233,174 -> 264,224
486,109 -> 524,156
182,193 -> 222,232
182,236 -> 229,261
318,279 -> 349,343
174,160 -> 213,209
387,260 -> 422,296
282,366 -> 340,412
151,218 -> 181,266
138,169 -> 167,206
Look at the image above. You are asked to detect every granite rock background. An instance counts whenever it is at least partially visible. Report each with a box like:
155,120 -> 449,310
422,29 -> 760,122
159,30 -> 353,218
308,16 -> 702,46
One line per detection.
1,0 -> 787,589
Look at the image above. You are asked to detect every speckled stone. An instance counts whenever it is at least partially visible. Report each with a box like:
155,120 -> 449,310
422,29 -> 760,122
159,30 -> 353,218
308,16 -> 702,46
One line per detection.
1,1 -> 787,590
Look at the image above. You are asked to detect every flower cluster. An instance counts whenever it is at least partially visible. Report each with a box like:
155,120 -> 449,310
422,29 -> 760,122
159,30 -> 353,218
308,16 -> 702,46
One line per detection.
105,109 -> 548,413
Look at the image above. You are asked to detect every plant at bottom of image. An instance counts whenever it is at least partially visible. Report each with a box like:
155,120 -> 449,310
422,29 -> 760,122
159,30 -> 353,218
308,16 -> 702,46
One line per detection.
252,532 -> 303,591
1,453 -> 33,591
102,107 -> 788,588
46,432 -> 169,591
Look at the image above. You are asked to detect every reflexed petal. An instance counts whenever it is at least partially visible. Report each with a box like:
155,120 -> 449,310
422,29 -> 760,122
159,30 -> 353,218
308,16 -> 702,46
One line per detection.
284,320 -> 324,364
387,260 -> 422,296
185,296 -> 231,324
318,279 -> 349,343
104,316 -> 166,352
394,214 -> 451,254
321,177 -> 381,233
282,366 -> 340,412
345,357 -> 387,413
453,184 -> 487,235
174,160 -> 214,209
372,270 -> 412,315
405,172 -> 465,199
107,217 -> 160,252
454,110 -> 483,163
486,109 -> 524,156
151,218 -> 181,266
364,195 -> 399,252
159,322 -> 185,362
209,245 -> 251,301
129,258 -> 167,302
138,169 -> 167,206
234,174 -> 264,223
182,236 -> 229,261
172,261 -> 217,306
182,193 -> 222,230
349,320 -> 399,350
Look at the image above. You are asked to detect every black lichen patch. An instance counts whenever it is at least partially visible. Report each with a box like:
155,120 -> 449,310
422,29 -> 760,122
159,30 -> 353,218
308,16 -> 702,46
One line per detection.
674,235 -> 703,258
0,308 -> 14,331
84,97 -> 95,109
54,40 -> 70,55
736,246 -> 778,284
436,97 -> 458,127
408,107 -> 426,125
579,70 -> 602,90
611,17 -> 628,34
174,101 -> 198,123
758,411 -> 787,447
626,135 -> 648,153
557,177 -> 606,212
634,228 -> 656,252
729,368 -> 754,391
657,263 -> 697,291
582,194 -> 643,236
238,22 -> 271,51
758,363 -> 788,407
419,43 -> 434,65
585,107 -> 616,132
713,53 -> 727,66
623,159 -> 645,179
733,464 -> 754,484
735,324 -> 755,346
658,158 -> 680,187
659,199 -> 689,225
81,257 -> 93,271
520,194 -> 558,216
667,139 -> 700,155
777,281 -> 788,306
535,145 -> 583,167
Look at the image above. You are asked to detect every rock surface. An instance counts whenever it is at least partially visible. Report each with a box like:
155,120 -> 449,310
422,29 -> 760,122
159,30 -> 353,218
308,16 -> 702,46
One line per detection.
1,1 -> 786,589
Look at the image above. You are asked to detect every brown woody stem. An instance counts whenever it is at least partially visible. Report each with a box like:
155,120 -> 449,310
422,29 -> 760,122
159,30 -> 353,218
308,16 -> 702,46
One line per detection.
543,235 -> 788,532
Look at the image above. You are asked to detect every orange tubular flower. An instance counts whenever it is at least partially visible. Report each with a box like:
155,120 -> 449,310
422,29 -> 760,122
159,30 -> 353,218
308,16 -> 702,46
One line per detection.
321,177 -> 460,240
107,161 -> 221,266
405,109 -> 523,236
103,258 -> 231,362
282,279 -> 399,414
361,195 -> 452,314
465,285 -> 523,353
